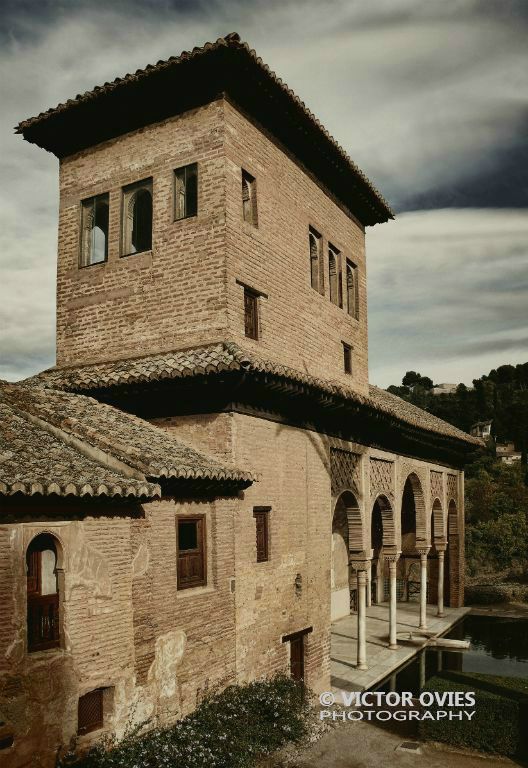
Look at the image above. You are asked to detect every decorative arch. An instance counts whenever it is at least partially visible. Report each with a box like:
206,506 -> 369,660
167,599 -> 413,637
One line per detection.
431,498 -> 445,544
332,490 -> 363,619
372,493 -> 396,548
448,499 -> 459,535
334,490 -> 363,552
402,472 -> 427,545
26,532 -> 63,652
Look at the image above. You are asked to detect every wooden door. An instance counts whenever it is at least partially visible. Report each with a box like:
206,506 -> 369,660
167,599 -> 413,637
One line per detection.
290,635 -> 304,681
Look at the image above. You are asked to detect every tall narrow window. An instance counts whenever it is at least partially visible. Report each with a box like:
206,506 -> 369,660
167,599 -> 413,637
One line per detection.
122,179 -> 153,256
329,245 -> 342,307
244,287 -> 259,340
80,193 -> 109,267
254,507 -> 270,562
346,259 -> 359,319
241,169 -> 258,226
343,343 -> 353,375
78,689 -> 104,735
309,228 -> 323,293
177,516 -> 206,589
26,534 -> 60,652
174,163 -> 198,220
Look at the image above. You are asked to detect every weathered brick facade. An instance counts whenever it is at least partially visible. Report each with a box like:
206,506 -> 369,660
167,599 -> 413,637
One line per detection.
1,31 -> 475,768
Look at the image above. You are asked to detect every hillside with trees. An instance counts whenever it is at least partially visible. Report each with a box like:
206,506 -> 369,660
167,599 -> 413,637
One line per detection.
387,363 -> 528,602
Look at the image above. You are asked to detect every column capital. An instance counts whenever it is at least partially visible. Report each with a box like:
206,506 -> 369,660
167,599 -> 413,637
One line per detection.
416,546 -> 430,557
435,541 -> 448,553
349,549 -> 372,571
382,548 -> 401,563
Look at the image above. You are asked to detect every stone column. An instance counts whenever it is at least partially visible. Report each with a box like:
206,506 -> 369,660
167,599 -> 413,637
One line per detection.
351,556 -> 370,671
419,648 -> 426,690
436,542 -> 447,618
383,552 -> 400,649
366,562 -> 372,607
417,546 -> 430,631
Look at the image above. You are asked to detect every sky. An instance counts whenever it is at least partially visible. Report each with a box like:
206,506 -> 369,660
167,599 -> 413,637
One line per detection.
0,0 -> 527,387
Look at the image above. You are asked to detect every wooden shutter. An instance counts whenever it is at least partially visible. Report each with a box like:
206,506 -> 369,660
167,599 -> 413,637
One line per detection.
244,289 -> 259,340
254,509 -> 269,562
177,517 -> 206,589
78,689 -> 104,735
289,635 -> 305,681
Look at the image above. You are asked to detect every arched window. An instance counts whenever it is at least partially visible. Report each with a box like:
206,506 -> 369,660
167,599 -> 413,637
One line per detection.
80,193 -> 109,267
241,169 -> 257,226
26,534 -> 60,652
122,179 -> 153,256
346,259 -> 359,319
329,245 -> 342,307
309,228 -> 323,293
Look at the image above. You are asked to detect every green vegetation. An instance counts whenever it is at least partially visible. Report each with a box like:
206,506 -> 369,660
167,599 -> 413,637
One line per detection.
60,676 -> 310,768
388,364 -> 528,589
419,671 -> 528,757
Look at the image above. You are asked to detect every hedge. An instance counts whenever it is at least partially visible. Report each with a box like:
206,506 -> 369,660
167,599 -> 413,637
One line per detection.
419,671 -> 528,757
60,676 -> 310,768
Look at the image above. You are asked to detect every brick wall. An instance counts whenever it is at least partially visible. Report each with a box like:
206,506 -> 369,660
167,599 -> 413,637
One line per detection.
55,98 -> 368,394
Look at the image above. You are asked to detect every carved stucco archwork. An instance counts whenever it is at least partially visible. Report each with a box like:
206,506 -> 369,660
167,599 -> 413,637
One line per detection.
447,473 -> 458,505
369,458 -> 394,503
330,448 -> 361,499
430,470 -> 444,506
399,462 -> 427,498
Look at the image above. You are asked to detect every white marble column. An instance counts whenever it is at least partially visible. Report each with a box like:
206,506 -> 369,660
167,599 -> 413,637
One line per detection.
436,542 -> 447,617
351,557 -> 370,671
384,552 -> 400,649
417,546 -> 430,631
366,562 -> 372,607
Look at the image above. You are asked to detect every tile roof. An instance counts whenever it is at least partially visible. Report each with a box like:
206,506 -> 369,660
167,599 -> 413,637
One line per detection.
31,342 -> 481,448
0,379 -> 255,498
15,33 -> 392,225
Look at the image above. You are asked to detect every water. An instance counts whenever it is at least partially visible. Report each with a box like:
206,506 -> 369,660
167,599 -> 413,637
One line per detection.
374,615 -> 528,695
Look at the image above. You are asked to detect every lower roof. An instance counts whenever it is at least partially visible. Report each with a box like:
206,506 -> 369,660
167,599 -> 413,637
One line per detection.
0,378 -> 255,499
31,342 -> 481,449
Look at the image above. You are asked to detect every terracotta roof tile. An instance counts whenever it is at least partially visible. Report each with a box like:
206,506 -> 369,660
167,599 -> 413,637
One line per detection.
0,378 -> 256,498
31,342 -> 481,448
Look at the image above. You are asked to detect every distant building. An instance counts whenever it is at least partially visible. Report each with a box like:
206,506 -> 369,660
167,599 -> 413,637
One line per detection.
432,383 -> 458,396
496,442 -> 522,464
470,420 -> 492,439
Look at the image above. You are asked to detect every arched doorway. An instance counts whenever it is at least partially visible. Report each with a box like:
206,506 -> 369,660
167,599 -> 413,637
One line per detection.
26,533 -> 62,652
370,494 -> 395,603
331,491 -> 362,620
400,473 -> 427,601
428,499 -> 444,604
445,500 -> 459,607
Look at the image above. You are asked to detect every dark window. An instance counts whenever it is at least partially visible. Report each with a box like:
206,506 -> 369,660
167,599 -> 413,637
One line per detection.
309,228 -> 323,293
346,260 -> 359,319
80,194 -> 109,267
329,245 -> 342,307
174,163 -> 198,220
244,288 -> 259,340
26,534 -> 60,652
78,689 -> 103,735
242,169 -> 257,226
254,508 -> 270,562
122,179 -> 152,255
177,516 -> 206,589
289,635 -> 305,681
343,343 -> 352,375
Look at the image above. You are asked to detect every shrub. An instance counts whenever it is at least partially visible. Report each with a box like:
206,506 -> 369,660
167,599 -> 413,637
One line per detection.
60,676 -> 310,768
419,671 -> 528,757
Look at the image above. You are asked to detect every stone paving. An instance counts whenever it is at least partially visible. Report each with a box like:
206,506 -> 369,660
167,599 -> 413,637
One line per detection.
331,602 -> 470,692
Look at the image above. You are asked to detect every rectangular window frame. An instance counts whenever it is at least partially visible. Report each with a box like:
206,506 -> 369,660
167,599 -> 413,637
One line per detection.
343,342 -> 353,375
328,244 -> 343,308
244,287 -> 260,341
253,507 -> 271,563
241,169 -> 258,227
177,515 -> 207,590
120,177 -> 153,258
345,258 -> 359,320
174,162 -> 198,221
309,227 -> 324,294
79,193 -> 109,269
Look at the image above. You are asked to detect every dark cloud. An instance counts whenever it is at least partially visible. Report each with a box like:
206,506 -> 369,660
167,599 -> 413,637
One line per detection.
0,1 -> 527,381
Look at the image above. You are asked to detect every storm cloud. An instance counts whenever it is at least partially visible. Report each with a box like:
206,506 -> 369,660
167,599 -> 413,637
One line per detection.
0,0 -> 527,382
